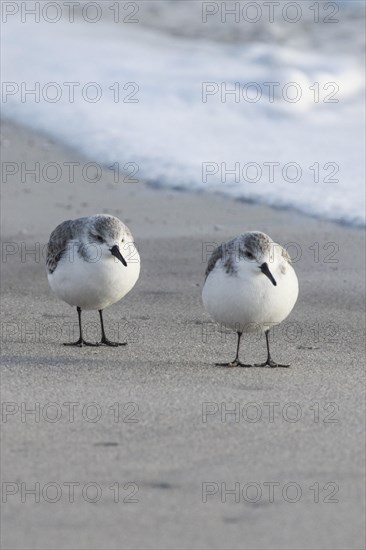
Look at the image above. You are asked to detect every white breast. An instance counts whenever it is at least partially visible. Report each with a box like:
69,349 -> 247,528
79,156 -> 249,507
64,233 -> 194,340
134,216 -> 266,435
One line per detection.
202,261 -> 298,333
48,251 -> 140,310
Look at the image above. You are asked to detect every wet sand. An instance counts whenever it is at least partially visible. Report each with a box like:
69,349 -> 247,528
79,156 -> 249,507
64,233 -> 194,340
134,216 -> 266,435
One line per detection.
1,119 -> 365,549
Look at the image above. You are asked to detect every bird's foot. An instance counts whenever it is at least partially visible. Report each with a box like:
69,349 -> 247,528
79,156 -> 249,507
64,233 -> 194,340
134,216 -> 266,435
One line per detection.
255,359 -> 289,368
99,337 -> 127,347
63,338 -> 99,347
216,360 -> 253,368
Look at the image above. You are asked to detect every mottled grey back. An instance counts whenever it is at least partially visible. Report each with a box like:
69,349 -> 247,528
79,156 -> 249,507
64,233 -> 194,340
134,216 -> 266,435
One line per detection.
46,219 -> 80,274
205,244 -> 224,280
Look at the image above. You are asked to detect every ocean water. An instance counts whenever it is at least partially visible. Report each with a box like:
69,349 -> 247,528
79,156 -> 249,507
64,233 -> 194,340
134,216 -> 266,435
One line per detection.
2,0 -> 365,225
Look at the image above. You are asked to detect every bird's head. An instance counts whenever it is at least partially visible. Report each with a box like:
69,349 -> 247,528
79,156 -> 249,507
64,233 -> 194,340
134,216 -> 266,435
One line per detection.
86,214 -> 132,266
239,231 -> 279,286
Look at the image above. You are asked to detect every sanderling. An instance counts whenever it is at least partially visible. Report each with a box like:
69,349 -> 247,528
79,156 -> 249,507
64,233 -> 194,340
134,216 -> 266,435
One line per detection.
202,231 -> 298,367
46,214 -> 140,347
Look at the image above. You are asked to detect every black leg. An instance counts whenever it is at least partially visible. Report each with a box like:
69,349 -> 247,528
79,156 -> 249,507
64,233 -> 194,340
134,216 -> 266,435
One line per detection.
64,307 -> 99,347
98,310 -> 127,347
234,331 -> 242,363
255,330 -> 289,368
216,331 -> 253,368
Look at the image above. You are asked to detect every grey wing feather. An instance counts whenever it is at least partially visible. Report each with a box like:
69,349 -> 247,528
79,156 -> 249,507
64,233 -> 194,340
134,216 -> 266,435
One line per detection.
281,246 -> 292,264
205,244 -> 223,280
46,220 -> 75,274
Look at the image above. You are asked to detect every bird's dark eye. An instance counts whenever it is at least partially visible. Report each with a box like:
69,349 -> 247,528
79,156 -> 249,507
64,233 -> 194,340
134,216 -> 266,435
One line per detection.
96,236 -> 103,243
245,251 -> 254,260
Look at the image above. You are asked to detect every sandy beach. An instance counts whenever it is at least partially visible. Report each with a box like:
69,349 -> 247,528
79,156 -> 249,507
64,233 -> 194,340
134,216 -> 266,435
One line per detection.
1,119 -> 365,549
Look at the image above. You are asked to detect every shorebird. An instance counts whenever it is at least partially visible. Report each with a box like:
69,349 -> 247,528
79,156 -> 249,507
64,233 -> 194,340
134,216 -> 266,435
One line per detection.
46,214 -> 140,346
202,231 -> 298,367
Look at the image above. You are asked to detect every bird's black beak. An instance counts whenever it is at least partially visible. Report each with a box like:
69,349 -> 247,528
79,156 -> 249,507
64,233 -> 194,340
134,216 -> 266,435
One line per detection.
110,244 -> 127,267
260,262 -> 277,286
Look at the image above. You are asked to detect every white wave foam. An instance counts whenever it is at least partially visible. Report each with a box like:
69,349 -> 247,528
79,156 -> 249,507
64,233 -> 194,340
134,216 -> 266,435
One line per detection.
2,4 -> 365,225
